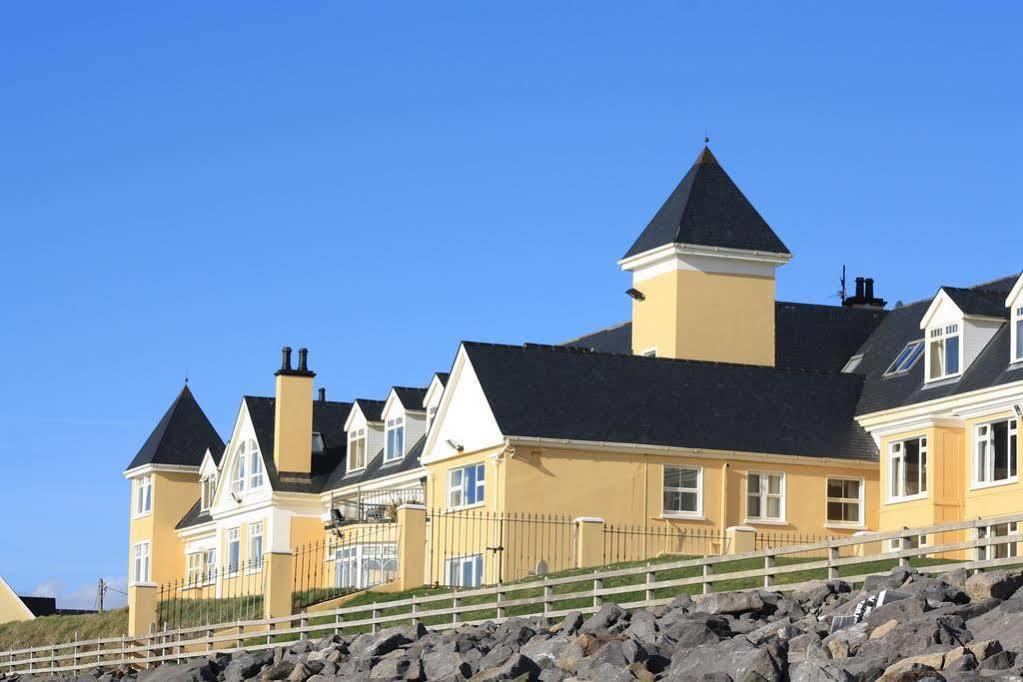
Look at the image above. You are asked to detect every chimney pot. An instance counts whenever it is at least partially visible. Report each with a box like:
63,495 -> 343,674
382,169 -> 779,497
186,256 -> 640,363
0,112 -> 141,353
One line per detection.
865,278 -> 875,300
297,348 -> 309,373
318,387 -> 326,402
280,346 -> 293,372
854,277 -> 865,299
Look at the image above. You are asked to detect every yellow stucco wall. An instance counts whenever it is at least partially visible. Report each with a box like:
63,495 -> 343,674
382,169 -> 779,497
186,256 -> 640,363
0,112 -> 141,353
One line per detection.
631,268 -> 776,366
273,374 -> 314,473
129,471 -> 200,586
0,578 -> 32,624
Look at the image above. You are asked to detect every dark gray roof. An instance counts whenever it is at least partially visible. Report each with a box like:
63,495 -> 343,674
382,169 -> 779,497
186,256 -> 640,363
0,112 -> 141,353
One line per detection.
624,146 -> 790,259
175,498 -> 210,530
465,341 -> 876,461
392,387 -> 428,411
564,302 -> 886,373
244,396 -> 352,493
942,287 -> 1009,319
324,434 -> 426,491
435,372 -> 450,387
126,385 -> 225,470
353,399 -> 386,423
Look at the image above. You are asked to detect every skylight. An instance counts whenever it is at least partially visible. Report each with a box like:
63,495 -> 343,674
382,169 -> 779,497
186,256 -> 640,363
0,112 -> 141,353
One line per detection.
884,339 -> 925,377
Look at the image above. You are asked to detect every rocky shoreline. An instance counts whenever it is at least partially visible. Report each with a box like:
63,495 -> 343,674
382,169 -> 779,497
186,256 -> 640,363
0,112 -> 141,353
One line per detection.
10,566 -> 1023,681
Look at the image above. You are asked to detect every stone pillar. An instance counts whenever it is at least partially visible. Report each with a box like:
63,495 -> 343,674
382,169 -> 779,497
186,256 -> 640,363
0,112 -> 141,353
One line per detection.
263,551 -> 294,620
127,583 -> 158,637
725,526 -> 757,555
397,504 -> 427,591
575,517 -> 605,569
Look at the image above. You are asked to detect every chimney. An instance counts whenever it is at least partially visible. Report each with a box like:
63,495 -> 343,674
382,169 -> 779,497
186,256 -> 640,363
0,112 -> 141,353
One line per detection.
843,275 -> 887,309
865,278 -> 875,301
272,346 -> 315,474
854,277 -> 865,300
318,387 -> 326,402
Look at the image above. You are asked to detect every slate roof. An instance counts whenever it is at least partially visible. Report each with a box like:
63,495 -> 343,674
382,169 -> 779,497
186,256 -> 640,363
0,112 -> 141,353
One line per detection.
623,147 -> 790,259
564,302 -> 886,373
435,373 -> 450,387
464,341 -> 877,461
353,399 -> 386,423
175,499 -> 210,530
324,434 -> 427,491
392,387 -> 429,411
941,287 -> 1009,319
126,385 -> 225,471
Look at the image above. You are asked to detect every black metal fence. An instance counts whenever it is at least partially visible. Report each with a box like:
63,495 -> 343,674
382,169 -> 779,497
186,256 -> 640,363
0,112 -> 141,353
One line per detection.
329,486 -> 425,524
753,531 -> 842,558
602,524 -> 727,564
426,509 -> 577,587
156,557 -> 267,631
292,523 -> 402,610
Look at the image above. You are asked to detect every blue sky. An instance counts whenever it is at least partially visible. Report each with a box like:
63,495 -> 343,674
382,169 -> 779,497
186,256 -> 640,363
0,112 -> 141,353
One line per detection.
0,3 -> 1021,608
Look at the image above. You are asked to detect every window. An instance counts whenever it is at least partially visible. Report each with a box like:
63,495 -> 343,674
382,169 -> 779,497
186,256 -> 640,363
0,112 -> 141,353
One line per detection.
385,418 -> 405,463
826,478 -> 863,526
641,348 -> 657,358
205,548 -> 216,582
747,472 -> 784,521
348,428 -> 367,471
1014,306 -> 1023,363
842,354 -> 864,374
889,436 -> 928,500
200,476 -> 216,511
883,340 -> 924,377
890,534 -> 928,553
663,466 -> 701,516
447,463 -> 486,509
333,544 -> 398,590
927,324 -> 961,380
312,432 -> 325,454
427,405 -> 439,431
445,554 -> 484,588
975,419 -> 1018,485
249,443 -> 263,488
186,551 -> 214,584
132,542 -> 151,584
978,522 -> 1018,561
133,474 -> 152,517
227,528 -> 240,573
248,522 -> 263,568
232,442 -> 247,493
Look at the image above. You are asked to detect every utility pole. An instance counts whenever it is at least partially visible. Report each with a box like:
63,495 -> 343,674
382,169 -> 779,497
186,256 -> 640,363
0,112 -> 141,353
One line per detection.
97,579 -> 105,612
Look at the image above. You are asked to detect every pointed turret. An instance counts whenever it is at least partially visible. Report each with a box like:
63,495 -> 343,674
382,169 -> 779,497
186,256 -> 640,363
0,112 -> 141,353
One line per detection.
125,385 -> 224,471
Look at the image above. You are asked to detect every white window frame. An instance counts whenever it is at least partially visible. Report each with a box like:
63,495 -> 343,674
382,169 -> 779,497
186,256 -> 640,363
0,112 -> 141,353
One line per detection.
746,471 -> 785,523
1013,306 -> 1023,364
973,418 -> 1019,488
426,405 -> 439,432
249,442 -> 264,489
227,527 -> 241,574
232,442 -> 247,494
889,534 -> 928,553
348,428 -> 367,471
445,554 -> 484,588
200,475 -> 216,511
825,477 -> 864,528
977,522 -> 1019,561
333,543 -> 399,590
842,354 -> 864,374
384,417 -> 405,463
882,340 -> 924,377
248,521 -> 263,569
187,552 -> 204,585
447,463 -> 486,510
132,541 -> 151,584
133,474 -> 153,518
662,465 -> 703,518
926,323 -> 962,382
888,436 -> 928,502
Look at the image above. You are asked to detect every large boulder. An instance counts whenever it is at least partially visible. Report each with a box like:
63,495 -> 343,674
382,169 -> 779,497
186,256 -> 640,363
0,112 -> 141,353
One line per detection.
422,649 -> 472,680
694,590 -> 768,616
665,637 -> 787,681
965,569 -> 1023,601
579,603 -> 628,634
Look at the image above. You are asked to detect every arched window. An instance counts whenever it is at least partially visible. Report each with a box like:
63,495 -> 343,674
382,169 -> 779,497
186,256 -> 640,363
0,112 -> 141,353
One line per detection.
249,440 -> 264,488
232,441 -> 246,493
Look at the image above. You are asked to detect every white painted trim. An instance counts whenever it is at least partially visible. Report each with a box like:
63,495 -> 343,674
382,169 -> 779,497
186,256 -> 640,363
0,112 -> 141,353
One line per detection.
618,242 -> 791,274
745,470 -> 786,523
661,463 -> 703,518
1005,274 -> 1023,309
123,463 -> 199,478
856,377 -> 1023,429
824,475 -> 866,528
574,516 -> 605,524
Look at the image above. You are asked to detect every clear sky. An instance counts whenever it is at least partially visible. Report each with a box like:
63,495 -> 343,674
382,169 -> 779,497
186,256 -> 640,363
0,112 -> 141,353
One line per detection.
1,3 -> 1021,608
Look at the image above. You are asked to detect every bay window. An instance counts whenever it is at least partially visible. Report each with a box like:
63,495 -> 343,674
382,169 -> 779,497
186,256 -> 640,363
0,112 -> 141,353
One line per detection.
975,419 -> 1018,485
385,417 -> 405,463
348,428 -> 367,471
826,478 -> 863,526
747,472 -> 784,521
448,463 -> 485,509
889,436 -> 927,500
927,324 -> 961,381
663,465 -> 701,517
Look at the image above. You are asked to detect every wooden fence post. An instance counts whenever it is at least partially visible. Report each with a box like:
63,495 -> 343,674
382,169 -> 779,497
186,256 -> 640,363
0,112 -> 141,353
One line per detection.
763,556 -> 775,588
702,563 -> 713,595
899,528 -> 911,567
592,573 -> 603,609
828,544 -> 840,580
644,564 -> 655,603
496,584 -> 506,620
543,577 -> 553,616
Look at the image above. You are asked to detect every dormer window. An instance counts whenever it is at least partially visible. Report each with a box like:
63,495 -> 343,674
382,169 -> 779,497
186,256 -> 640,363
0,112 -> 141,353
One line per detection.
927,324 -> 961,381
249,443 -> 263,488
312,432 -> 325,454
348,428 -> 367,471
1014,306 -> 1023,363
232,444 -> 246,493
883,340 -> 924,377
231,439 -> 262,493
200,475 -> 216,511
385,417 -> 405,463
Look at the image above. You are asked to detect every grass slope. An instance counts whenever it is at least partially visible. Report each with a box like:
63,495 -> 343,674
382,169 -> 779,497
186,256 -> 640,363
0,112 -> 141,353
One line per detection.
0,609 -> 128,652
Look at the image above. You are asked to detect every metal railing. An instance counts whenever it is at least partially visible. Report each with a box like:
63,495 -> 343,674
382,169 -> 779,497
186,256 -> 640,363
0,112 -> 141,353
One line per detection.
8,512 -> 1023,675
603,524 -> 727,564
292,523 -> 402,610
157,558 -> 267,631
329,486 -> 425,524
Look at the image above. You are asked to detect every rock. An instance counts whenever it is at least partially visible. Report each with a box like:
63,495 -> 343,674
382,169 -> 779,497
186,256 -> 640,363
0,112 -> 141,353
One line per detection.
965,569 -> 1023,601
863,567 -> 918,592
550,612 -> 582,635
470,653 -> 540,680
224,652 -> 273,682
261,659 -> 296,681
694,590 -> 768,616
824,622 -> 870,659
370,656 -> 412,679
877,652 -> 946,682
658,613 -> 731,648
666,593 -> 693,611
422,650 -> 471,679
870,619 -> 900,640
139,659 -> 216,682
977,649 -> 1015,670
519,633 -> 568,666
666,637 -> 786,681
579,603 -> 628,634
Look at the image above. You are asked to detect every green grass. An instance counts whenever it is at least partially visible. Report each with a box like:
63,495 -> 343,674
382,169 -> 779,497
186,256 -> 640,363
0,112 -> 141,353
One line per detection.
0,609 -> 128,651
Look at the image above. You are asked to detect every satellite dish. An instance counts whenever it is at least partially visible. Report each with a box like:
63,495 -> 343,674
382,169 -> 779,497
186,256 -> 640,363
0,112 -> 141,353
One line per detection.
534,559 -> 549,576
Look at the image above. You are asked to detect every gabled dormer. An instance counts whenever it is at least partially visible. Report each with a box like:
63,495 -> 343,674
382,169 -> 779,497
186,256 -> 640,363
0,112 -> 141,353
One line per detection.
1006,273 -> 1023,365
197,448 -> 220,512
919,287 -> 1008,384
211,397 -> 271,511
380,386 -> 428,465
423,373 -> 449,432
343,399 -> 386,474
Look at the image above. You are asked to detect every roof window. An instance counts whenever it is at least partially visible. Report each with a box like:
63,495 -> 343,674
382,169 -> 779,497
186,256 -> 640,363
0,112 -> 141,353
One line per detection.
883,339 -> 924,377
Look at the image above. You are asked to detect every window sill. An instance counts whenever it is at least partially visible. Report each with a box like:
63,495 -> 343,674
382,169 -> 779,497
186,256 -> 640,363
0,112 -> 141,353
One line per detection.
132,511 -> 152,520
825,522 -> 865,531
886,493 -> 928,505
744,518 -> 787,526
660,513 -> 705,521
971,478 -> 1019,491
447,502 -> 485,513
381,458 -> 404,468
922,374 -> 962,389
345,468 -> 367,477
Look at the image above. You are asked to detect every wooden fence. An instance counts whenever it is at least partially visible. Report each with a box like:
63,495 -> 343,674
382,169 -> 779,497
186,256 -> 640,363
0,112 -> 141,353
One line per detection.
7,512 -> 1023,675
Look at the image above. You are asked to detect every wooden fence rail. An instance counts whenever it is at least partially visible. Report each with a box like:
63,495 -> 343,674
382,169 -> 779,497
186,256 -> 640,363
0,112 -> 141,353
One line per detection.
6,512 -> 1023,675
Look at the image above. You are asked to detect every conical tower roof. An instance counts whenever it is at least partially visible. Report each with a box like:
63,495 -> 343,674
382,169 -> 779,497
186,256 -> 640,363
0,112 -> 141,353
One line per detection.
125,384 -> 224,470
